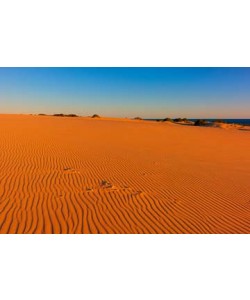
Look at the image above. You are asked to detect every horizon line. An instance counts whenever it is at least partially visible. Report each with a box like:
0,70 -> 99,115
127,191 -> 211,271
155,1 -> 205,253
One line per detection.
0,113 -> 249,120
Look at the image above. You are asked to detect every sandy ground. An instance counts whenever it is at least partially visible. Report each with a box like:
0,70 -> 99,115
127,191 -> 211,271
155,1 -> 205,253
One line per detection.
0,114 -> 250,234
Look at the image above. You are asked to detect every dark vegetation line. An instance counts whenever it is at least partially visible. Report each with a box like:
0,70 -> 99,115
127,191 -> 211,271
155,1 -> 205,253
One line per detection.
36,113 -> 248,127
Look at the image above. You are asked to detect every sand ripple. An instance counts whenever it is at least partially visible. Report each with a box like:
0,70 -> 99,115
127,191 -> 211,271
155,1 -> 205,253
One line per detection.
0,115 -> 250,233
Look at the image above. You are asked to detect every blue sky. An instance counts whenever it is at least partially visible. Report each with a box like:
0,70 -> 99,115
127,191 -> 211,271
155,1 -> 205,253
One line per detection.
0,67 -> 249,118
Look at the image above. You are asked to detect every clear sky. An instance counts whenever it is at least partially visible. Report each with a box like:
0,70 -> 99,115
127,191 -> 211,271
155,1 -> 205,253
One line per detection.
0,67 -> 249,118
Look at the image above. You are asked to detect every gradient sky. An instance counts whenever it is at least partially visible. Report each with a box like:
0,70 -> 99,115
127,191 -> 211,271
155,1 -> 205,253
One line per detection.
0,67 -> 249,118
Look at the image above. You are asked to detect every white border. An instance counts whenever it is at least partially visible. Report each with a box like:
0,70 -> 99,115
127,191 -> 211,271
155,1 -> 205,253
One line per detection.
1,1 -> 250,300
1,0 -> 250,67
1,235 -> 250,300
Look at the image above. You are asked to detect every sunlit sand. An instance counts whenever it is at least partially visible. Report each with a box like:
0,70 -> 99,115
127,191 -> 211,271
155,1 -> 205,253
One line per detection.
0,114 -> 250,233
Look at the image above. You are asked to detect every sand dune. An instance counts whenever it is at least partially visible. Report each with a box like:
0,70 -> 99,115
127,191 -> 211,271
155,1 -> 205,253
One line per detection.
0,114 -> 250,233
211,122 -> 245,130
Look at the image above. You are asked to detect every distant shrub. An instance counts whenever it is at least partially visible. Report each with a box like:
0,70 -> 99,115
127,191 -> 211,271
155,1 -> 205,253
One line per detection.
38,114 -> 46,116
162,117 -> 173,122
67,114 -> 78,117
134,117 -> 142,120
92,114 -> 100,118
194,119 -> 207,126
174,118 -> 188,122
53,113 -> 78,117
53,114 -> 65,117
213,119 -> 226,123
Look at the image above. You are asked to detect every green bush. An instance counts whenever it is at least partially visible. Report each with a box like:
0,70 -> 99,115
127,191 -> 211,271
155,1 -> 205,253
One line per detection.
174,118 -> 188,122
67,114 -> 78,117
53,113 -> 78,117
174,118 -> 182,122
194,119 -> 207,126
213,119 -> 225,123
162,117 -> 173,122
53,114 -> 65,117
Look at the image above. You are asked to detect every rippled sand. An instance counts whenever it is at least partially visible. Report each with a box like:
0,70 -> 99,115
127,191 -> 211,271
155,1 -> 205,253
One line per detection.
0,114 -> 250,233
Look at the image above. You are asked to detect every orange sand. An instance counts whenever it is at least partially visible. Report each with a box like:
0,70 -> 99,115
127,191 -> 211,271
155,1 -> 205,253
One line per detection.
0,114 -> 250,234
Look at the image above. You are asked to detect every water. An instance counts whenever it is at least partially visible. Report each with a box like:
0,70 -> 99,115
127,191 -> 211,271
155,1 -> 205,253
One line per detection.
190,119 -> 250,125
145,119 -> 250,125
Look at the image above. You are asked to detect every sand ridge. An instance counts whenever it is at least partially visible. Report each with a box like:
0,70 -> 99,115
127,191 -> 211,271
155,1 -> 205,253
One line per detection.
0,114 -> 250,233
